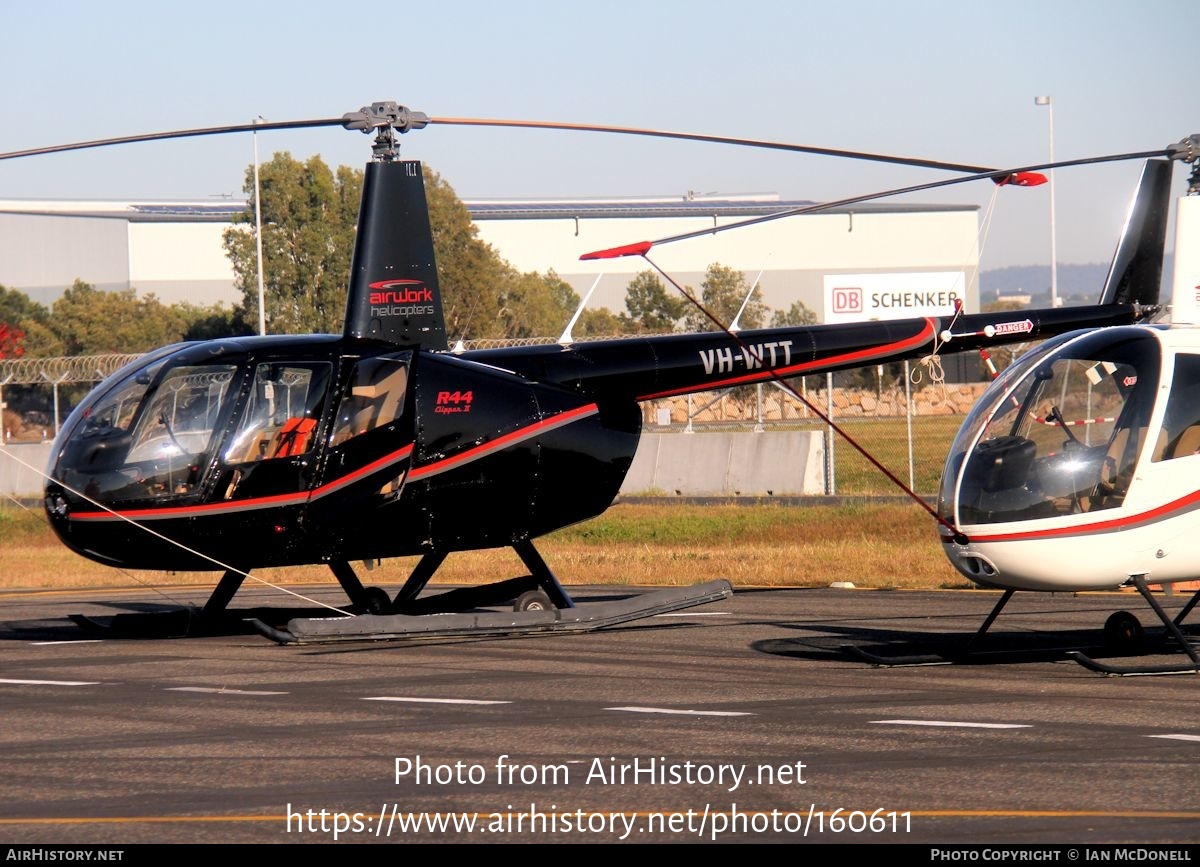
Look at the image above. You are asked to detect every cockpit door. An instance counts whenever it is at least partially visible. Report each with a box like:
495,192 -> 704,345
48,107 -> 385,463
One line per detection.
211,361 -> 333,503
308,352 -> 415,528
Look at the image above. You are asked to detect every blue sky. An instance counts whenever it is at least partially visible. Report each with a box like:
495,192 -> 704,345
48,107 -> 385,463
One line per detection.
3,0 -> 1193,274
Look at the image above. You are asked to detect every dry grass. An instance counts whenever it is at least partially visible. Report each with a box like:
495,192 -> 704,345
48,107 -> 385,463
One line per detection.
0,500 -> 969,593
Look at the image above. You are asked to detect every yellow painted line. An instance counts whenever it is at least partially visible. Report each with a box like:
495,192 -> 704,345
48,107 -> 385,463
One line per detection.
4,808 -> 1200,827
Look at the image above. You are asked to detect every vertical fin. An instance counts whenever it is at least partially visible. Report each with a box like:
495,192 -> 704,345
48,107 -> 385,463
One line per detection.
1099,159 -> 1173,306
1168,194 -> 1200,325
343,160 -> 447,348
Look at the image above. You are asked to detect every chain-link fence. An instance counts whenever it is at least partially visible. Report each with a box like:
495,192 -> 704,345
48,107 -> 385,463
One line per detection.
638,364 -> 991,497
1,351 -> 1001,498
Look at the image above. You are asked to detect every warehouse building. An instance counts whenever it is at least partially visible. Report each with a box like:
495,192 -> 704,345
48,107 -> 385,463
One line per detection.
0,199 -> 240,306
0,194 -> 981,322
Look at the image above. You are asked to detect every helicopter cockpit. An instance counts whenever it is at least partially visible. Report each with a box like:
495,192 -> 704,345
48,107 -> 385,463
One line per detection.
47,340 -> 335,510
47,339 -> 417,522
50,345 -> 243,507
938,327 -> 1168,528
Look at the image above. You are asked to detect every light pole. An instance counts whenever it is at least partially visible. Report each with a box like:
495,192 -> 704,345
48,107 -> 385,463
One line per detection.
252,116 -> 267,335
1034,95 -> 1058,307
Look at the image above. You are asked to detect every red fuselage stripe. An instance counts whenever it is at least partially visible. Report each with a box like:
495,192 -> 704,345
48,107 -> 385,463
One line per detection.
409,403 -> 598,481
637,320 -> 936,401
958,488 -> 1200,543
68,405 -> 599,522
69,443 -> 417,521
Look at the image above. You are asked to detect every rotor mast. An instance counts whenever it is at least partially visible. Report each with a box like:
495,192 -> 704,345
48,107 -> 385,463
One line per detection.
340,103 -> 446,348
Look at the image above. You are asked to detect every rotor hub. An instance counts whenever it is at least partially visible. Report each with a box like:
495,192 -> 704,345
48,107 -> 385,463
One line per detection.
341,101 -> 429,161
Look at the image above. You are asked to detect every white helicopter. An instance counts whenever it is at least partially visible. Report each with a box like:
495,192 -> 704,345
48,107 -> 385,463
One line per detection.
929,147 -> 1200,675
575,131 -> 1199,675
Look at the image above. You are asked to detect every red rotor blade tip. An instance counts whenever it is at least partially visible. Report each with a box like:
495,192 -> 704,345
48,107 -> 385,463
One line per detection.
580,240 -> 654,260
995,171 -> 1048,187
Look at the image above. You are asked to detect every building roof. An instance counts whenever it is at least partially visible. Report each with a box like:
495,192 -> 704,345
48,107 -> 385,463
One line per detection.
0,199 -> 244,222
463,195 -> 977,221
0,194 -> 978,224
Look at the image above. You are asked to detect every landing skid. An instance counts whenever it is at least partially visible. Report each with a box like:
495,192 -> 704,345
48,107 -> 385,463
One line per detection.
840,590 -> 1015,668
68,540 -> 731,643
1066,652 -> 1200,677
842,579 -> 1200,676
841,639 -> 1109,668
1067,576 -> 1200,676
68,606 -> 324,639
253,580 -> 733,644
67,562 -> 362,639
839,644 -> 955,667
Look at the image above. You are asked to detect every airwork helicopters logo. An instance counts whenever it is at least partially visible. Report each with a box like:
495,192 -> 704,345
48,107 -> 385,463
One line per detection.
369,279 -> 435,317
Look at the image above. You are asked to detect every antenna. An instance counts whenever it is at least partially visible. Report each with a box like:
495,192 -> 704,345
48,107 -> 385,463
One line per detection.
728,270 -> 764,333
558,274 -> 604,345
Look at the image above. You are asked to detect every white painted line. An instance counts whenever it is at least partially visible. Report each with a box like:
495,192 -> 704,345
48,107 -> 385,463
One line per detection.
1149,734 -> 1200,742
166,687 -> 288,695
364,696 -> 512,705
0,678 -> 101,686
31,640 -> 103,646
871,719 -> 1031,729
657,611 -> 729,618
606,706 -> 753,717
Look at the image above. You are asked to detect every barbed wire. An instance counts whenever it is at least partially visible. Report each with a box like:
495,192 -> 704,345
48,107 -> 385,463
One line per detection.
0,336 -> 667,381
0,354 -> 143,385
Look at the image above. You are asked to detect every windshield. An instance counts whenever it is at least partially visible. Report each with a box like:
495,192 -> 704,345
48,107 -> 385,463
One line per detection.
54,356 -> 241,505
939,328 -> 1161,526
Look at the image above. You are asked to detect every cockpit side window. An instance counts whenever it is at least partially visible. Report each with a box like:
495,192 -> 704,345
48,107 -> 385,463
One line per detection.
330,357 -> 410,447
126,366 -> 238,465
224,363 -> 332,464
1152,354 -> 1200,462
320,355 -> 412,500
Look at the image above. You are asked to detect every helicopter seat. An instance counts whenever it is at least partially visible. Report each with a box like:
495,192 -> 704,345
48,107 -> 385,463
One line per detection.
1090,425 -> 1151,510
1166,424 -> 1200,460
270,417 -> 316,458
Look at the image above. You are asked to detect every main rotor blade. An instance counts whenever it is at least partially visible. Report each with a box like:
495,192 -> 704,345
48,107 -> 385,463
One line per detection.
2,110 -> 1014,176
0,117 -> 347,162
580,147 -> 1177,260
430,115 -> 1006,175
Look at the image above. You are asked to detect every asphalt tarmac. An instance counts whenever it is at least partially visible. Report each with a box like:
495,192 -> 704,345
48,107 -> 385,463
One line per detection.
1,581 -> 1198,846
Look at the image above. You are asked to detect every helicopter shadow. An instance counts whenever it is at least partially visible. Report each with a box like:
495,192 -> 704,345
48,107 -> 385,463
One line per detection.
751,620 -> 1196,668
0,586 -> 722,645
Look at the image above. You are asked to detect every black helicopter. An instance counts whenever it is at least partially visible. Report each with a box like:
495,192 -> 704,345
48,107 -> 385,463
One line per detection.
3,101 -> 1177,642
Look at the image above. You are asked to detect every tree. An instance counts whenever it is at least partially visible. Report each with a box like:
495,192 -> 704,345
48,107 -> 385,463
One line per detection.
412,167 -> 582,341
575,307 -> 629,338
423,166 -> 511,340
224,153 -> 359,335
223,155 -> 575,341
13,319 -> 62,357
620,270 -> 687,333
770,300 -> 818,328
0,285 -> 54,356
0,323 -> 24,359
174,302 -> 249,342
0,284 -> 48,330
50,280 -> 187,355
496,270 -> 580,339
682,264 -> 768,332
